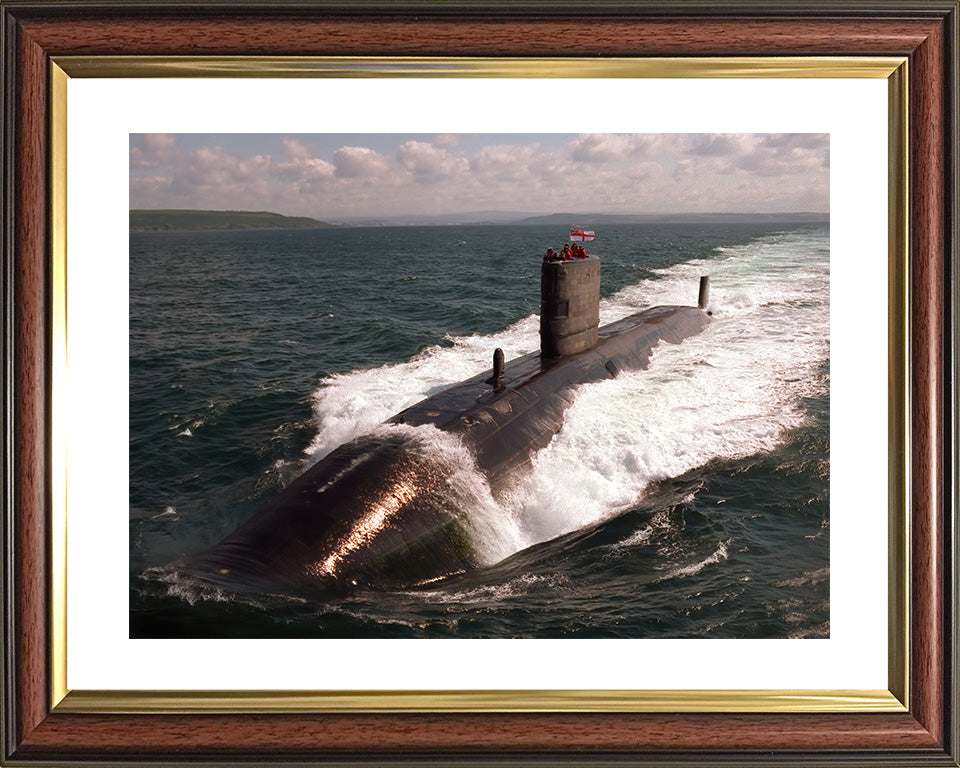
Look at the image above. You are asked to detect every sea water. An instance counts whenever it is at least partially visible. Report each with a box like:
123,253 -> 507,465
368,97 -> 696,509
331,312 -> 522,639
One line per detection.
130,222 -> 829,639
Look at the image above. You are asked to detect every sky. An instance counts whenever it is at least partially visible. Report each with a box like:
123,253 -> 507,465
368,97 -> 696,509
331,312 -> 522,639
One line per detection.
129,133 -> 829,221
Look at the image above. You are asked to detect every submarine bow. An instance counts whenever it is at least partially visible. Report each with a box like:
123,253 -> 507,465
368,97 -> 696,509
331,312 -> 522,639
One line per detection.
183,256 -> 712,591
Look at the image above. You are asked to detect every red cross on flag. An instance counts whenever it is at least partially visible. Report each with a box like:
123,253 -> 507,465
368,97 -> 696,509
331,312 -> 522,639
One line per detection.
569,228 -> 596,241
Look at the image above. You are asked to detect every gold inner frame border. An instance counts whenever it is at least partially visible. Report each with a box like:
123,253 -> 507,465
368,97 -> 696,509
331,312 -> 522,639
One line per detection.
49,55 -> 909,715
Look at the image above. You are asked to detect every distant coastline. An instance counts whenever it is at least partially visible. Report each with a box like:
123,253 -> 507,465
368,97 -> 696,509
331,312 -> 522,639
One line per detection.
130,208 -> 829,231
130,209 -> 335,231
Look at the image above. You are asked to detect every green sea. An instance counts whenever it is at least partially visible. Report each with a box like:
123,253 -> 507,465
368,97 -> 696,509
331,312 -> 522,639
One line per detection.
130,222 -> 829,639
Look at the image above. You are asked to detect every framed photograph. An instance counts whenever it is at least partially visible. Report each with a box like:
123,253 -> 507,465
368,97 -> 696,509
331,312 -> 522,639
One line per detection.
2,2 -> 957,766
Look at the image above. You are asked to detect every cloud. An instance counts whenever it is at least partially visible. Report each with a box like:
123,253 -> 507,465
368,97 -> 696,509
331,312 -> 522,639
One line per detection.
470,143 -> 540,181
333,146 -> 394,178
569,133 -> 657,163
733,134 -> 829,177
141,134 -> 176,152
188,146 -> 271,183
624,160 -> 662,181
396,141 -> 468,179
130,133 -> 179,168
283,137 -> 312,160
129,133 -> 828,218
761,134 -> 829,151
688,134 -> 751,157
434,134 -> 466,148
129,174 -> 173,198
160,146 -> 275,208
658,133 -> 830,184
673,158 -> 694,179
274,157 -> 336,183
268,137 -> 336,183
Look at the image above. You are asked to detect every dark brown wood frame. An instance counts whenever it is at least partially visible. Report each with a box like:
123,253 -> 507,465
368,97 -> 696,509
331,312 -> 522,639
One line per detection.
2,2 -> 957,765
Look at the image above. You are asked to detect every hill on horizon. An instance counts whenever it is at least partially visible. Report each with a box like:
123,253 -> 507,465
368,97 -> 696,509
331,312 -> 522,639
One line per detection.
130,209 -> 334,231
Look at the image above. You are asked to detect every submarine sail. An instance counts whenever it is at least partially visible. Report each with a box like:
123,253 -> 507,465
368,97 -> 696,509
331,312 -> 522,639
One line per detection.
184,253 -> 712,592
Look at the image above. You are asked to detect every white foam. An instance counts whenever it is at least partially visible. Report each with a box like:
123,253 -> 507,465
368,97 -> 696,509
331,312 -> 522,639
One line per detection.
613,508 -> 679,549
144,564 -> 234,606
412,572 -> 571,605
303,317 -> 540,463
150,506 -> 179,521
659,540 -> 730,580
775,566 -> 831,588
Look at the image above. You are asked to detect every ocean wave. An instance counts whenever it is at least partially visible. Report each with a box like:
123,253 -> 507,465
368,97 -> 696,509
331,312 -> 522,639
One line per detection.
661,540 -> 730,580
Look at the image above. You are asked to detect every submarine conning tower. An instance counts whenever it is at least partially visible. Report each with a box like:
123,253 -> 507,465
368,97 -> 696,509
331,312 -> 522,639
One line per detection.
540,255 -> 601,357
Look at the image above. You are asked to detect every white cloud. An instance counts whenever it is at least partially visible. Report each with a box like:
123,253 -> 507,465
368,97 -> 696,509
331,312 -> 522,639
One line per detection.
140,133 -> 176,152
732,134 -> 829,177
274,156 -> 335,183
761,134 -> 829,151
624,160 -> 663,181
333,146 -> 393,178
673,158 -> 694,179
569,133 -> 656,163
129,175 -> 173,198
688,134 -> 752,157
283,137 -> 312,160
129,133 -> 829,217
396,141 -> 467,179
470,143 -> 542,182
186,146 -> 272,184
130,133 -> 178,168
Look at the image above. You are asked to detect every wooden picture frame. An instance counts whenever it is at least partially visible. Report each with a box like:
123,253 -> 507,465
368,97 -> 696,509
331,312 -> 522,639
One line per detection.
2,2 -> 957,765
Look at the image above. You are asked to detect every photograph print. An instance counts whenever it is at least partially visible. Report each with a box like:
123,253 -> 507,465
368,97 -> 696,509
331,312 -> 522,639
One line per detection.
129,132 -> 830,640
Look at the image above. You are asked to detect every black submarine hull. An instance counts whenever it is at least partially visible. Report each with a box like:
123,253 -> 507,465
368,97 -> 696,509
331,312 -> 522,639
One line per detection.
183,304 -> 710,592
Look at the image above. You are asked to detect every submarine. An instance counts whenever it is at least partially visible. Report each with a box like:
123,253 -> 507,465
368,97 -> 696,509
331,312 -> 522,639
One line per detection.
183,253 -> 712,592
